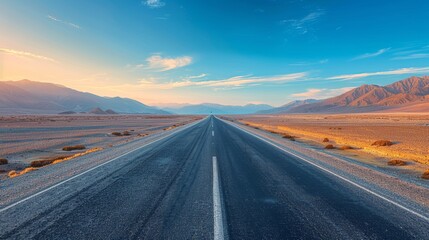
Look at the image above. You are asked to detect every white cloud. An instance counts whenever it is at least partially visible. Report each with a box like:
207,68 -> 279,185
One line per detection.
47,15 -> 81,29
281,10 -> 325,34
143,0 -> 165,8
0,48 -> 57,62
292,87 -> 355,99
146,55 -> 192,71
291,88 -> 322,98
289,59 -> 328,66
188,73 -> 207,79
328,67 -> 429,80
392,53 -> 429,60
352,48 -> 390,60
138,72 -> 307,89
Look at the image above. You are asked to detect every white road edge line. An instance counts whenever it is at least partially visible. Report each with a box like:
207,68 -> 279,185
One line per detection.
213,156 -> 225,240
0,117 -> 207,214
217,117 -> 429,222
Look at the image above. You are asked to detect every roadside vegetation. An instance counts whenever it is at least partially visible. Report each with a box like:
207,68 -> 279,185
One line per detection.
422,170 -> 429,179
388,159 -> 407,166
324,144 -> 335,149
62,145 -> 86,151
8,147 -> 103,178
0,158 -> 8,165
371,140 -> 394,146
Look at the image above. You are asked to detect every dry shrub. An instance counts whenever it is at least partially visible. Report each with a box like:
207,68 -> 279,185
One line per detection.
112,132 -> 122,136
339,145 -> 353,150
30,159 -> 55,168
282,134 -> 296,141
31,155 -> 72,167
282,134 -> 293,139
322,138 -> 329,142
0,158 -> 8,165
62,145 -> 86,151
11,148 -> 103,178
388,159 -> 407,166
371,140 -> 393,146
49,148 -> 102,165
8,167 -> 38,178
422,170 -> 429,179
325,144 -> 335,149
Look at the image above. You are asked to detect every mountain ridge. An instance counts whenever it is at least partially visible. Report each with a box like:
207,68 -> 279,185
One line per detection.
257,99 -> 320,114
0,80 -> 169,114
283,76 -> 429,114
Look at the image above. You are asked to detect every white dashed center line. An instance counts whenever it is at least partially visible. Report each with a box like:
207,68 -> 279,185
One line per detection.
212,156 -> 225,240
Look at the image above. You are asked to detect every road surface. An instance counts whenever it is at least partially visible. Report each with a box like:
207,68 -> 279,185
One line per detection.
0,116 -> 428,239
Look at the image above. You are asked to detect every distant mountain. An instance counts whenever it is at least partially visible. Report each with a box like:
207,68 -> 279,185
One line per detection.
89,107 -> 107,114
105,109 -> 118,114
166,103 -> 273,114
284,76 -> 429,113
257,99 -> 320,114
85,107 -> 117,115
0,80 -> 169,114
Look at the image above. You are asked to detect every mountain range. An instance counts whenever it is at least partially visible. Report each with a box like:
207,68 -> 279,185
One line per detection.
267,76 -> 429,114
1,76 -> 428,115
165,103 -> 273,115
0,80 -> 169,114
257,99 -> 320,114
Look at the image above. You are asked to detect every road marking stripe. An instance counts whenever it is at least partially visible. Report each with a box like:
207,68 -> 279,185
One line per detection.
0,118 -> 207,214
212,130 -> 215,137
218,117 -> 429,222
213,156 -> 225,240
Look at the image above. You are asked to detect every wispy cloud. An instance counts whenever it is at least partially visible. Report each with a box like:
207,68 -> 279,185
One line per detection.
352,48 -> 390,60
188,73 -> 207,79
292,87 -> 355,99
281,10 -> 325,35
138,72 -> 307,89
144,55 -> 192,71
328,67 -> 429,80
143,0 -> 165,8
289,59 -> 328,66
0,48 -> 57,62
392,53 -> 429,60
47,15 -> 81,29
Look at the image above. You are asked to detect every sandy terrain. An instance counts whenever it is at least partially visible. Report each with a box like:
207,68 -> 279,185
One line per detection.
226,114 -> 429,176
0,115 -> 201,176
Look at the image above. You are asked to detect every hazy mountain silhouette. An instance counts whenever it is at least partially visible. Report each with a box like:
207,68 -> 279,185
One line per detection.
0,80 -> 169,114
166,103 -> 273,114
257,99 -> 320,114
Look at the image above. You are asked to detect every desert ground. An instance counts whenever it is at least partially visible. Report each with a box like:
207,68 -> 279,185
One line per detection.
0,115 -> 201,177
226,113 -> 429,178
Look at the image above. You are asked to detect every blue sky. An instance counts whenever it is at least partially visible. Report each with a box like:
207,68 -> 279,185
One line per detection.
1,0 -> 429,106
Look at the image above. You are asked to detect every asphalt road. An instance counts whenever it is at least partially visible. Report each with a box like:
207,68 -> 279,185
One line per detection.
1,116 -> 428,239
